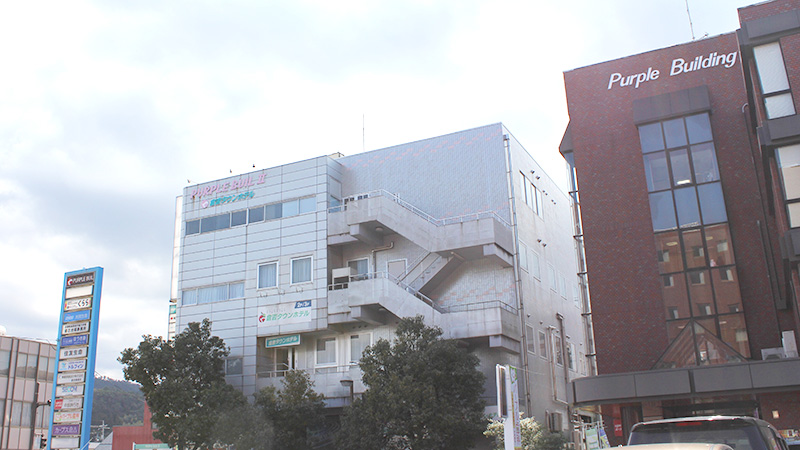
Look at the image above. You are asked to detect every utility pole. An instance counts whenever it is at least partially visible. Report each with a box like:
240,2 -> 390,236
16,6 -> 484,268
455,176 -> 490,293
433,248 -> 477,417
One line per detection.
29,382 -> 51,450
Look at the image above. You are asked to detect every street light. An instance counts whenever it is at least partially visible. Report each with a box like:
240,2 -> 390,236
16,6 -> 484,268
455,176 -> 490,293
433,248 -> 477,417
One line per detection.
29,382 -> 51,450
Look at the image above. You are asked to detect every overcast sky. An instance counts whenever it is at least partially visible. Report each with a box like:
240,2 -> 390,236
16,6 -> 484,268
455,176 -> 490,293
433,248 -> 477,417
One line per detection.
0,0 -> 756,380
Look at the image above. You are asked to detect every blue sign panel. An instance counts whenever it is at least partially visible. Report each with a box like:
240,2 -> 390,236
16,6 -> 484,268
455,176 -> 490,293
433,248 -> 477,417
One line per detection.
48,267 -> 103,450
61,334 -> 89,347
63,310 -> 91,323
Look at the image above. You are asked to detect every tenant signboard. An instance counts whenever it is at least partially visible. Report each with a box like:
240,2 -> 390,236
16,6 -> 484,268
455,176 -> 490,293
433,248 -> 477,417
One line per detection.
47,267 -> 104,450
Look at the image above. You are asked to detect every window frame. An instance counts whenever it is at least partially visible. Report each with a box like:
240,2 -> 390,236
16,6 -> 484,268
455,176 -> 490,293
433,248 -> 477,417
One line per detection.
290,256 -> 313,285
315,336 -> 337,367
258,261 -> 279,289
348,332 -> 372,365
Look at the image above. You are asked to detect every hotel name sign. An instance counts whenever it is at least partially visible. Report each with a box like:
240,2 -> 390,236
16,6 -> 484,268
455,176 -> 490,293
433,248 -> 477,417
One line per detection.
607,50 -> 738,90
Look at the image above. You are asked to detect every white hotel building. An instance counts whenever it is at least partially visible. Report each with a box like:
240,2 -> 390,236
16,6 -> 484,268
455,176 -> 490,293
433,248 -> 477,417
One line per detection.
171,124 -> 594,429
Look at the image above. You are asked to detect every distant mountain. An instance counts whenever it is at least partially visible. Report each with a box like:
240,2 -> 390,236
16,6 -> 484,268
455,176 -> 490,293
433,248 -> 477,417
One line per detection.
91,375 -> 145,429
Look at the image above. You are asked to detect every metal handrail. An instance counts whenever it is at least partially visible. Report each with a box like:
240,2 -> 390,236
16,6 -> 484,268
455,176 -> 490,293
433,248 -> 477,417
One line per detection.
327,189 -> 511,228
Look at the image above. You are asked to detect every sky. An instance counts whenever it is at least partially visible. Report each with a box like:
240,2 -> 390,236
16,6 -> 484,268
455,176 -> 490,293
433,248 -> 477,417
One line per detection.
0,0 -> 758,380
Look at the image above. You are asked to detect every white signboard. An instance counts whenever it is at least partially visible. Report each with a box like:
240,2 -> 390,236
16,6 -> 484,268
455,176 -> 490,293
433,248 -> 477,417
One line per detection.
56,384 -> 84,397
55,397 -> 83,411
53,410 -> 82,423
257,300 -> 314,327
50,437 -> 80,449
57,372 -> 86,385
64,297 -> 92,311
65,285 -> 93,299
62,322 -> 90,335
59,347 -> 88,359
58,359 -> 87,372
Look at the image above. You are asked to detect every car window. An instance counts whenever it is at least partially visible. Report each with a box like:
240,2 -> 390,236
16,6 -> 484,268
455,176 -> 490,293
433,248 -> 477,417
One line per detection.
629,422 -> 767,450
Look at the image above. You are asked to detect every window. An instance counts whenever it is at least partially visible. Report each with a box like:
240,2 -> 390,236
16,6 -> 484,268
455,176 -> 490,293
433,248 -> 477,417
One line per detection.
348,258 -> 369,279
754,42 -> 795,119
776,145 -> 800,228
226,357 -> 243,375
531,251 -> 542,279
558,274 -> 567,298
198,285 -> 227,304
229,282 -> 244,299
291,257 -> 312,284
350,333 -> 371,364
0,349 -> 11,376
553,335 -> 564,366
186,220 -> 200,235
689,270 -> 705,285
249,206 -> 265,223
182,289 -> 197,305
538,331 -> 548,358
535,188 -> 544,217
258,262 -> 278,289
568,342 -> 576,371
266,203 -> 282,220
231,210 -> 247,227
299,197 -> 316,214
316,337 -> 336,366
526,325 -> 536,354
663,275 -> 674,287
519,243 -> 529,272
548,265 -> 557,291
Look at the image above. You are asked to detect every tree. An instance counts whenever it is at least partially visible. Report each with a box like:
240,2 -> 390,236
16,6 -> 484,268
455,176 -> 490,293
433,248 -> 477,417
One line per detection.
254,369 -> 326,450
484,414 -> 569,450
337,315 -> 486,450
118,319 -> 257,450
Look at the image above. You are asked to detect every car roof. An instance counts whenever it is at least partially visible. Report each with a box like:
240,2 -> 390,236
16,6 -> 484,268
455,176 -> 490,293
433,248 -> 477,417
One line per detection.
622,443 -> 735,450
632,416 -> 773,429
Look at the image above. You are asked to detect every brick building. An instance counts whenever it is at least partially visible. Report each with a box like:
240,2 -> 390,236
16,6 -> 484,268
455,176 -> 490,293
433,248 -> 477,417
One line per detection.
561,0 -> 800,445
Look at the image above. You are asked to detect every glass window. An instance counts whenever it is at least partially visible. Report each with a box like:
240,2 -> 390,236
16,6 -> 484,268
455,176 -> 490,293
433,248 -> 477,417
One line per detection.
316,337 -> 336,366
674,187 -> 700,228
229,282 -> 244,299
198,285 -> 227,304
688,270 -> 715,318
538,330 -> 548,358
670,149 -> 693,186
348,258 -> 369,276
519,242 -> 528,271
531,251 -> 541,279
765,93 -> 796,119
186,220 -> 200,235
663,118 -> 688,148
216,214 -> 230,230
705,224 -> 735,266
231,210 -> 247,227
526,182 -> 534,208
644,152 -> 670,191
655,232 -> 684,273
553,335 -> 564,366
789,203 -> 800,228
559,274 -> 567,298
299,197 -> 316,214
691,143 -> 720,183
685,114 -> 712,144
201,216 -> 217,233
776,145 -> 800,201
265,203 -> 282,220
258,262 -> 278,289
718,313 -> 750,358
0,349 -> 9,376
567,343 -> 576,370
11,401 -> 22,426
754,42 -> 791,94
662,274 -> 690,319
526,326 -> 536,354
16,353 -> 28,378
291,257 -> 312,284
182,289 -> 197,306
682,229 -> 706,269
698,182 -> 727,224
650,191 -> 677,231
226,358 -> 243,375
535,188 -> 544,217
350,334 -> 371,364
712,267 -> 742,314
548,265 -> 557,291
283,200 -> 299,217
639,122 -> 665,153
249,206 -> 265,223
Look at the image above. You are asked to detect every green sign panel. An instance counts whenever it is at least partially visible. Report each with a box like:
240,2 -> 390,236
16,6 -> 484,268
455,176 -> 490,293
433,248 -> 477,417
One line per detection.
266,334 -> 301,348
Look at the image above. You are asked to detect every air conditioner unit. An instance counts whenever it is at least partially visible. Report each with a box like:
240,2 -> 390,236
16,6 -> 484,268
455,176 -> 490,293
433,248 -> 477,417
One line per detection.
761,347 -> 786,360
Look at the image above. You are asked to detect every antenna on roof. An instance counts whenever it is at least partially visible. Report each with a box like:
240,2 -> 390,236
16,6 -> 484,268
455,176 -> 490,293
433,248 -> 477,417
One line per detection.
685,0 -> 696,40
